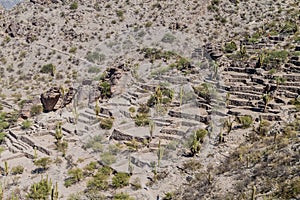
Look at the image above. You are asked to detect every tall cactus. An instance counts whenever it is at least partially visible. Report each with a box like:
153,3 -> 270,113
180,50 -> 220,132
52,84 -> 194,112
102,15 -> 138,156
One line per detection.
157,140 -> 164,167
179,85 -> 183,106
258,53 -> 265,67
55,122 -> 63,143
95,98 -> 100,117
262,93 -> 272,112
155,86 -> 162,105
0,183 -> 3,200
34,146 -> 37,161
149,120 -> 155,140
4,161 -> 8,176
51,182 -> 59,200
251,185 -> 256,200
128,156 -> 134,175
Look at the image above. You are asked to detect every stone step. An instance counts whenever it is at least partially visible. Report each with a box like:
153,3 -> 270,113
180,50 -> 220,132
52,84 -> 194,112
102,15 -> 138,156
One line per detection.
225,78 -> 248,84
77,116 -> 90,124
196,101 -> 212,110
281,81 -> 300,87
224,73 -> 250,79
251,77 -> 266,85
278,85 -> 300,94
19,135 -> 52,156
289,60 -> 300,67
229,98 -> 255,107
79,112 -> 96,121
148,142 -> 168,151
229,92 -> 261,100
154,133 -> 181,142
178,120 -> 201,127
207,109 -> 227,117
153,120 -> 172,127
120,93 -> 137,105
160,128 -> 186,137
224,67 -> 256,74
282,74 -> 300,82
259,114 -> 282,121
4,138 -> 19,153
284,63 -> 300,73
168,110 -> 209,124
6,131 -> 31,151
128,91 -> 149,99
121,93 -> 136,101
226,85 -> 265,94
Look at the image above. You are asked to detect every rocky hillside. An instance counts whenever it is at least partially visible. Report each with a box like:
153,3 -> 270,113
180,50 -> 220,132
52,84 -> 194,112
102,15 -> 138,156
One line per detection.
0,0 -> 299,199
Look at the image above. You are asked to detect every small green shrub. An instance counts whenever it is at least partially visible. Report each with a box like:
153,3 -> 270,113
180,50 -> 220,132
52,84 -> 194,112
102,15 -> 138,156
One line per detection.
99,81 -> 112,99
145,21 -> 152,27
11,165 -> 24,175
0,132 -> 7,144
258,120 -> 270,136
34,157 -> 52,170
193,83 -> 213,102
84,161 -> 97,175
21,120 -> 32,129
113,192 -> 134,200
84,135 -> 103,152
65,168 -> 83,187
86,51 -> 105,63
101,151 -> 116,166
268,68 -> 277,75
27,177 -> 52,199
128,107 -> 136,113
40,64 -> 55,76
224,41 -> 237,53
135,114 -> 150,126
70,2 -> 78,10
238,115 -> 253,129
69,47 -> 77,54
100,118 -> 114,130
195,129 -> 208,143
281,21 -> 298,34
112,172 -> 130,188
116,10 -> 124,18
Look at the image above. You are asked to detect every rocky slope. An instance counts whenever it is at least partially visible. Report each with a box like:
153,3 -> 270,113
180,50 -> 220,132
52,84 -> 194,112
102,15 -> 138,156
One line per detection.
0,0 -> 299,199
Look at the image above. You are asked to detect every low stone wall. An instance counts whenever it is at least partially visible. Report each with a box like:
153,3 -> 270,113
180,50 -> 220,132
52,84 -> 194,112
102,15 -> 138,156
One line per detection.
110,129 -> 145,142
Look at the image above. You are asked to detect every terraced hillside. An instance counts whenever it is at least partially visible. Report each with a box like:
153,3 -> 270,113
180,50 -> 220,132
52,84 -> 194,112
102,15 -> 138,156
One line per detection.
0,0 -> 299,199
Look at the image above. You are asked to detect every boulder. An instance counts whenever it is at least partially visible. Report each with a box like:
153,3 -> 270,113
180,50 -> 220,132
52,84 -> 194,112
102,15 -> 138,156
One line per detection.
41,87 -> 77,112
6,23 -> 18,37
41,87 -> 61,112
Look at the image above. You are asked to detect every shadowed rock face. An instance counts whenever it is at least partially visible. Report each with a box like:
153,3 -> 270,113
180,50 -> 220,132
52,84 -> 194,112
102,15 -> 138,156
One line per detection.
41,87 -> 77,112
40,87 -> 61,112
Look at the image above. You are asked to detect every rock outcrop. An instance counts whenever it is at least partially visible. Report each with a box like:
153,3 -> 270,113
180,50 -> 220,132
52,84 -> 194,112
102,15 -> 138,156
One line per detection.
40,87 -> 61,112
40,87 -> 76,112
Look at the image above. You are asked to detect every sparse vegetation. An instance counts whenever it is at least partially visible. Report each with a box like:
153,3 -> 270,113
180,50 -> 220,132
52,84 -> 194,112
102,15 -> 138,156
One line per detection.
27,176 -> 53,200
21,120 -> 31,129
112,172 -> 130,188
1,1 -> 299,199
11,165 -> 24,175
34,157 -> 52,171
30,105 -> 43,116
237,115 -> 253,129
224,41 -> 237,53
70,2 -> 78,10
100,117 -> 114,129
40,63 -> 56,76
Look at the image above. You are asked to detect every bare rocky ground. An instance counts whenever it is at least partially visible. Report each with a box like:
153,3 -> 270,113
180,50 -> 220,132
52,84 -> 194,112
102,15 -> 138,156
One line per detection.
0,0 -> 299,199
